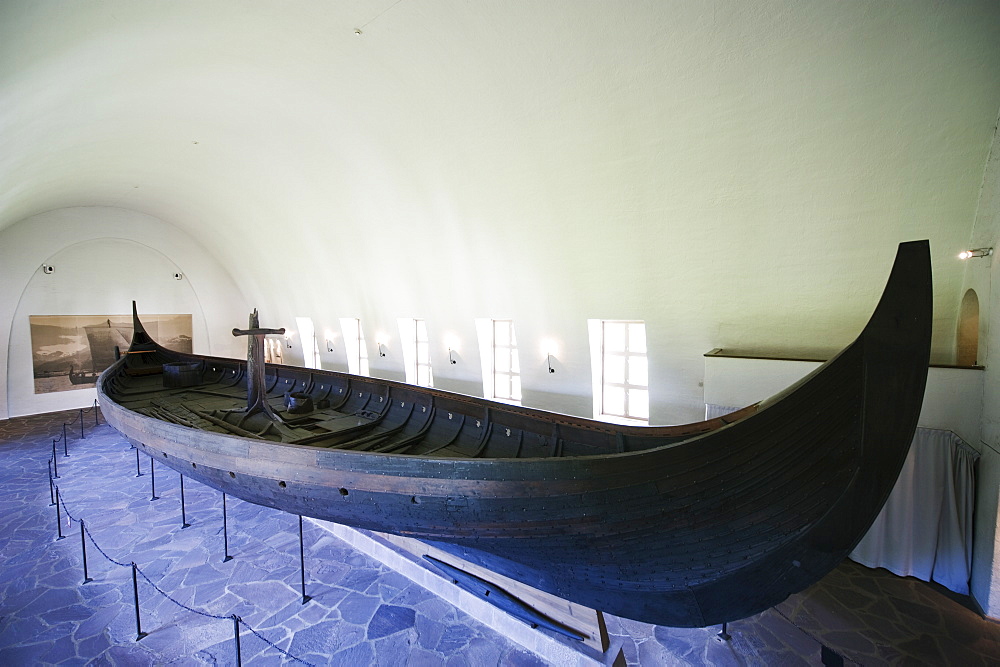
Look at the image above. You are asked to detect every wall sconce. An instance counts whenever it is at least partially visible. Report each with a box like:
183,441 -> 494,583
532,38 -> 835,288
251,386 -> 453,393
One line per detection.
542,339 -> 558,374
326,339 -> 334,352
378,342 -> 387,357
958,248 -> 993,260
285,335 -> 293,349
173,272 -> 183,280
448,348 -> 457,364
42,264 -> 54,274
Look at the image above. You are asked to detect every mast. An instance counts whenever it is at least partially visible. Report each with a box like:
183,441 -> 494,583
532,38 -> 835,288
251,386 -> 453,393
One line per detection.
231,310 -> 285,420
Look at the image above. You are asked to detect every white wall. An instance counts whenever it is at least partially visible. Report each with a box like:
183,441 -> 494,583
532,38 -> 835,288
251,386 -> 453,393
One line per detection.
0,207 -> 248,418
2,2 -> 999,427
967,115 -> 1000,617
0,0 -> 997,614
704,355 -> 984,445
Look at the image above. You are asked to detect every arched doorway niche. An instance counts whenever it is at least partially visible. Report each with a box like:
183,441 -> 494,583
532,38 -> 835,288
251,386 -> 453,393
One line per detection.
957,288 -> 980,366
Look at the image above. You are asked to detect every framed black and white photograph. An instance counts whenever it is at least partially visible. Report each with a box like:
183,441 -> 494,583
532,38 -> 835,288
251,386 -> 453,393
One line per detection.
29,314 -> 193,393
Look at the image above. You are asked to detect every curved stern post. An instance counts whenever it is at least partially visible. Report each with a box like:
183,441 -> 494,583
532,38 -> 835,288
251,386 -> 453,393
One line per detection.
129,301 -> 156,350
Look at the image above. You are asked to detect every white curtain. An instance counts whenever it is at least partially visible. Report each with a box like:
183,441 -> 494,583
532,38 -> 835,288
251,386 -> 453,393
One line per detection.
851,428 -> 979,595
705,404 -> 980,596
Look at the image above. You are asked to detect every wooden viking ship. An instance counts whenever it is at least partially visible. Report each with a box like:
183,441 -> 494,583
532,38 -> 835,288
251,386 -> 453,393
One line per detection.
96,240 -> 931,628
68,365 -> 100,385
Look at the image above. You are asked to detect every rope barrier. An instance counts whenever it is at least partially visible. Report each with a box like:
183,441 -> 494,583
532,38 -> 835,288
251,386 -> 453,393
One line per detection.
82,523 -> 131,568
58,491 -> 80,523
134,566 -> 230,621
49,446 -> 313,665
239,619 -> 316,666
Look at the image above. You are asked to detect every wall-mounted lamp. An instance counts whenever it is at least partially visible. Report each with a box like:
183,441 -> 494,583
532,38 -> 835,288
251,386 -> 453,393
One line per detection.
42,264 -> 54,274
541,339 -> 558,374
378,342 -> 387,357
285,334 -> 293,349
326,339 -> 334,352
448,348 -> 457,364
958,248 -> 993,260
173,272 -> 183,281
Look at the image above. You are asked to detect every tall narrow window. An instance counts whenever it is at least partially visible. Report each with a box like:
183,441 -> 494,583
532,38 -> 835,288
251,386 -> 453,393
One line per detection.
588,320 -> 648,423
475,319 -> 521,404
264,338 -> 282,364
295,317 -> 320,370
339,317 -> 370,376
398,318 -> 433,387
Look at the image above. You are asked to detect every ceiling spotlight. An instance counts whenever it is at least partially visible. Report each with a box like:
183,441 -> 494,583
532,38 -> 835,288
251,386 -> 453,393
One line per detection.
958,248 -> 993,260
42,264 -> 54,274
173,272 -> 183,280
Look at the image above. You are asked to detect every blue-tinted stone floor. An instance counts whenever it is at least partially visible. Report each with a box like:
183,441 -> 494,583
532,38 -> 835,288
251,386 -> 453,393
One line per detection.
0,410 -> 546,665
2,408 -> 999,665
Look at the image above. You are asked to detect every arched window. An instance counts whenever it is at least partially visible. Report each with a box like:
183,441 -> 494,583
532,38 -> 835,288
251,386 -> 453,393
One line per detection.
956,288 -> 979,366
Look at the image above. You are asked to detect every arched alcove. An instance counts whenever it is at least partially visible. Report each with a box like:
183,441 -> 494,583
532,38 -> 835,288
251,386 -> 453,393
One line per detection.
7,238 -> 209,417
957,288 -> 980,366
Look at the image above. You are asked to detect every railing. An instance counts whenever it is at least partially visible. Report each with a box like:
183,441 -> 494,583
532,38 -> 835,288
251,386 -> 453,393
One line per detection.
45,405 -> 314,666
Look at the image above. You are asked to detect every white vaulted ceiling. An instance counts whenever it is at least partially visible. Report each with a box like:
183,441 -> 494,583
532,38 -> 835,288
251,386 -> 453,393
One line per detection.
2,1 -> 1000,422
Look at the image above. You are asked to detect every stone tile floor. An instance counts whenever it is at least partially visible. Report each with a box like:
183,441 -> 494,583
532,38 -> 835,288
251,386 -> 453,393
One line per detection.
1,408 -> 998,665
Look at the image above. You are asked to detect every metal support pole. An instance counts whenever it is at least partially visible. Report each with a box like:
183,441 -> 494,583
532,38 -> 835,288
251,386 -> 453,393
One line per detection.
51,440 -> 59,478
299,515 -> 311,604
180,474 -> 191,528
48,460 -> 56,505
81,520 -> 93,584
62,424 -> 69,456
149,457 -> 158,501
94,400 -> 100,427
55,487 -> 65,540
718,622 -> 731,642
80,409 -> 85,440
222,493 -> 233,562
233,615 -> 242,666
132,563 -> 147,641
135,448 -> 142,477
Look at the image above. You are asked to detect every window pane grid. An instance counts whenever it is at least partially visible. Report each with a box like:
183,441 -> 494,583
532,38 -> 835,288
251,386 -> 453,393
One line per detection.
492,320 -> 521,402
601,320 -> 648,422
356,320 -> 369,377
413,319 -> 432,387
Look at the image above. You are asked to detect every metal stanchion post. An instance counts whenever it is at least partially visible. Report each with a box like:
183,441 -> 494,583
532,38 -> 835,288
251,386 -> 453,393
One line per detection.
48,460 -> 56,505
94,400 -> 100,427
62,423 -> 69,456
51,440 -> 59,478
233,615 -> 242,666
55,487 -> 65,540
135,448 -> 142,477
223,493 -> 233,562
132,563 -> 148,641
180,474 -> 191,528
299,515 -> 311,604
81,520 -> 93,584
149,457 -> 158,501
80,409 -> 85,439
